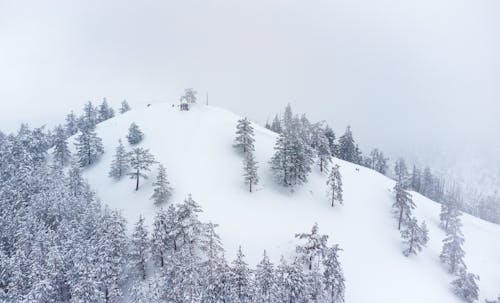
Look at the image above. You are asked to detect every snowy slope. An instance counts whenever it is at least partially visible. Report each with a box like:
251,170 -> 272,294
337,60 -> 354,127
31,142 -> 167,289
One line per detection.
78,102 -> 500,302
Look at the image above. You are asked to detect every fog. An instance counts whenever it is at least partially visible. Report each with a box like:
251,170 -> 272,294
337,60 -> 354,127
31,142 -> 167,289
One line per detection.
1,0 -> 499,190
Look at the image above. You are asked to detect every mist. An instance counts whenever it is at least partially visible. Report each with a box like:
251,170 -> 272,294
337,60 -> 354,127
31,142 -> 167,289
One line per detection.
1,0 -> 499,190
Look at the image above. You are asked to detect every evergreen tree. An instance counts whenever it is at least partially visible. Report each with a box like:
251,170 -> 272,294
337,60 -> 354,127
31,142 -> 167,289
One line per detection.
127,122 -> 144,145
108,139 -> 130,180
127,147 -> 156,191
420,166 -> 434,197
295,223 -> 329,271
65,111 -> 79,136
234,117 -> 255,153
393,181 -> 415,230
52,125 -> 71,167
323,125 -> 336,158
410,165 -> 422,192
400,217 -> 429,257
451,269 -> 480,303
181,88 -> 197,103
284,259 -> 308,303
150,164 -> 173,205
337,126 -> 357,163
369,148 -> 389,175
253,250 -> 276,303
75,124 -> 104,167
440,186 -> 462,232
311,124 -> 332,173
440,210 -> 466,274
394,158 -> 409,188
270,114 -> 282,133
119,100 -> 131,114
243,151 -> 259,193
323,245 -> 345,303
230,246 -> 252,303
326,164 -> 343,207
80,101 -> 98,129
130,215 -> 149,280
98,98 -> 115,122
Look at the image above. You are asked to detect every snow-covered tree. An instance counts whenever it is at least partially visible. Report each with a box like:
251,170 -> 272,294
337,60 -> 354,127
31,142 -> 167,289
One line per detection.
150,164 -> 173,205
181,88 -> 197,103
326,164 -> 343,207
440,210 -> 466,274
311,124 -> 332,173
130,215 -> 149,280
410,165 -> 422,192
323,125 -> 336,157
98,98 -> 115,122
253,250 -> 276,303
52,125 -> 71,167
80,101 -> 99,129
230,246 -> 252,303
279,258 -> 308,303
108,139 -> 130,180
337,126 -> 358,163
119,100 -> 131,114
295,223 -> 329,270
75,124 -> 104,167
440,186 -> 462,232
234,117 -> 255,153
394,158 -> 409,188
127,147 -> 156,191
393,181 -> 415,230
127,122 -> 144,145
400,217 -> 429,257
243,151 -> 259,193
270,114 -> 282,133
151,206 -> 177,267
65,111 -> 79,136
323,245 -> 345,303
451,269 -> 480,303
369,148 -> 389,175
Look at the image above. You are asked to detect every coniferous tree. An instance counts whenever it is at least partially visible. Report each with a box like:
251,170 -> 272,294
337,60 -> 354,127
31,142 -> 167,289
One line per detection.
323,245 -> 345,303
253,250 -> 276,303
284,259 -> 308,303
440,209 -> 466,274
127,147 -> 156,191
119,100 -> 131,114
234,117 -> 255,153
243,151 -> 259,193
181,88 -> 197,104
295,223 -> 329,271
108,139 -> 130,180
75,124 -> 104,167
230,246 -> 252,303
150,164 -> 173,205
326,164 -> 343,207
130,215 -> 149,280
420,166 -> 434,197
369,148 -> 389,175
440,186 -> 462,232
337,126 -> 357,163
410,165 -> 422,192
270,114 -> 282,133
394,158 -> 409,188
80,101 -> 98,129
311,124 -> 332,173
393,181 -> 415,230
52,125 -> 71,167
127,122 -> 144,145
451,269 -> 480,303
98,98 -> 115,122
323,125 -> 336,158
65,111 -> 79,136
400,217 -> 429,257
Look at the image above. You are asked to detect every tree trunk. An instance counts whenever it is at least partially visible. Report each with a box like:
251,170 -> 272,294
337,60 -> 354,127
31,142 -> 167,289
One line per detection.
398,207 -> 403,230
249,182 -> 252,193
135,171 -> 140,191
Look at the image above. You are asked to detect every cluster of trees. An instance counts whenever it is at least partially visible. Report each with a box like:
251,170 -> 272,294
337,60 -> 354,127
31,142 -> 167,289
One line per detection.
133,210 -> 346,303
439,192 -> 481,303
392,159 -> 429,256
109,123 -> 173,203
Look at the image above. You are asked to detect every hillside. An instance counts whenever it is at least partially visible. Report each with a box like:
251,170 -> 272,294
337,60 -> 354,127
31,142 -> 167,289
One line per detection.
77,102 -> 500,302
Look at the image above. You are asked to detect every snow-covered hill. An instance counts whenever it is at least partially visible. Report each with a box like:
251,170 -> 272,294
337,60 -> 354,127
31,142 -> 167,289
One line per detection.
78,102 -> 500,302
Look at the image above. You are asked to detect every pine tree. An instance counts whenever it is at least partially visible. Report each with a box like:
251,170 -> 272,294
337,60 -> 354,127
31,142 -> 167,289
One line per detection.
127,122 -> 144,145
150,164 -> 173,205
440,210 -> 466,274
393,181 -> 415,230
394,158 -> 409,188
337,126 -> 357,163
65,111 -> 79,136
234,117 -> 255,153
369,148 -> 389,175
326,164 -> 343,207
451,269 -> 480,303
108,139 -> 130,180
230,246 -> 252,303
295,223 -> 329,271
243,151 -> 259,193
440,186 -> 462,232
98,98 -> 115,122
80,101 -> 98,129
75,124 -> 104,167
323,245 -> 345,303
311,124 -> 332,173
130,215 -> 149,280
181,88 -> 198,103
285,259 -> 308,303
119,100 -> 131,114
323,125 -> 336,158
127,147 -> 156,191
270,114 -> 282,133
400,217 -> 429,257
52,125 -> 71,167
410,165 -> 422,192
253,250 -> 276,303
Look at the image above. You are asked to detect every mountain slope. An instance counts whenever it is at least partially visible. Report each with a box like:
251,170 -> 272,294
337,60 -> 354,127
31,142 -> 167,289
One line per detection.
78,102 -> 500,302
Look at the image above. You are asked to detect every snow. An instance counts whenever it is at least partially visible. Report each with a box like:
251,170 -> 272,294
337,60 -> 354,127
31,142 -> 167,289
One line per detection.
78,102 -> 500,302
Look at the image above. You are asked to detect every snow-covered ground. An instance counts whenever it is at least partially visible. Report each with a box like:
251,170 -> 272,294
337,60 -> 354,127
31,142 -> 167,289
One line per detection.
77,102 -> 500,302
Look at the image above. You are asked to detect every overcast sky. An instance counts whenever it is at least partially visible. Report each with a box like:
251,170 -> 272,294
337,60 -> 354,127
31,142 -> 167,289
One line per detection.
1,0 -> 499,186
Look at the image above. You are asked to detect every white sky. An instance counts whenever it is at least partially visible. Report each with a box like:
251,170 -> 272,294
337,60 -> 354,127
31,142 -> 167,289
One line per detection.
1,0 -> 499,186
